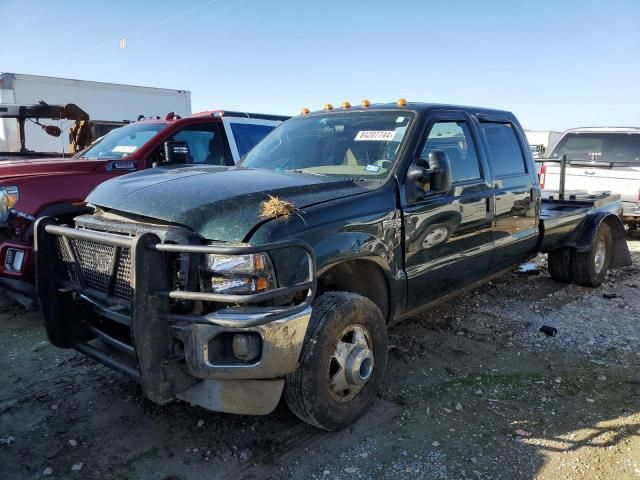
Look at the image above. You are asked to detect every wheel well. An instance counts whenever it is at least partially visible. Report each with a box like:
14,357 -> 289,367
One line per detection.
317,259 -> 390,321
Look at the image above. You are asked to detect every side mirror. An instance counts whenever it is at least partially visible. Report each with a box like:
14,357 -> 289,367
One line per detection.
163,141 -> 190,164
406,150 -> 452,201
407,165 -> 429,183
427,150 -> 452,193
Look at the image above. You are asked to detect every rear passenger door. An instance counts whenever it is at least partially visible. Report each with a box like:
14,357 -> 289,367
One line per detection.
478,120 -> 540,270
403,112 -> 494,311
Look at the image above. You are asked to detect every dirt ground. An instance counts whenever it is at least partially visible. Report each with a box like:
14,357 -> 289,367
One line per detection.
1,240 -> 639,480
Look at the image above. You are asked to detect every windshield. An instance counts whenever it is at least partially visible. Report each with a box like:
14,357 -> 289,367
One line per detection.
549,132 -> 640,165
76,122 -> 166,160
240,110 -> 415,179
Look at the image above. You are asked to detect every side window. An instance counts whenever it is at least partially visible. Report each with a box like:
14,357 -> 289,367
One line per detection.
172,123 -> 226,165
230,123 -> 276,157
421,121 -> 481,182
480,123 -> 527,177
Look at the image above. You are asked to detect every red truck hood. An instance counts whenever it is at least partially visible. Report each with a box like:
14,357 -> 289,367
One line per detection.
0,157 -> 134,217
0,157 -> 106,181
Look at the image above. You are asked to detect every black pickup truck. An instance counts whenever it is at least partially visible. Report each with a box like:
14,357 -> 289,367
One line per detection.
35,101 -> 632,430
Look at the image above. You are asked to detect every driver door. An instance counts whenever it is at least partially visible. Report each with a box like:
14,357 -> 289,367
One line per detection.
402,112 -> 495,312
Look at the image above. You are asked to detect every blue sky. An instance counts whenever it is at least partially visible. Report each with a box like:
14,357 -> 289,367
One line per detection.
1,0 -> 638,131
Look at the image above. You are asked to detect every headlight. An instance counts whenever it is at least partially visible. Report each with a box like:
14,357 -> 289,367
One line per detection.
0,186 -> 19,222
202,252 -> 276,294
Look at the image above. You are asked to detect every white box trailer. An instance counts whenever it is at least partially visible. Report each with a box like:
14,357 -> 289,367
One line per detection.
525,130 -> 563,158
0,73 -> 191,155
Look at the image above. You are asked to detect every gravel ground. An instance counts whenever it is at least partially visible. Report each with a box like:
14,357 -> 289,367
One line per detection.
0,239 -> 638,479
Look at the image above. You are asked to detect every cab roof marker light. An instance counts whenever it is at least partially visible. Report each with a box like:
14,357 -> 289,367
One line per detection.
301,108 -> 310,115
397,98 -> 408,107
361,99 -> 371,108
324,103 -> 333,111
341,101 -> 351,109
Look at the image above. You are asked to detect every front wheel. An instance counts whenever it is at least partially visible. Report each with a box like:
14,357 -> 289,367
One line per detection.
285,292 -> 388,430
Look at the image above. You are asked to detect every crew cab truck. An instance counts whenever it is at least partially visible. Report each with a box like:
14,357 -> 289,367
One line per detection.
36,101 -> 632,430
0,110 -> 287,300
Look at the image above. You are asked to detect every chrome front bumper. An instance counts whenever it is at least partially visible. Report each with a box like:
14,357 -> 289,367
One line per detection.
171,307 -> 312,380
175,307 -> 311,415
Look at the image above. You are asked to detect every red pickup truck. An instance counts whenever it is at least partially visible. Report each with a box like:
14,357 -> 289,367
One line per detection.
0,110 -> 288,301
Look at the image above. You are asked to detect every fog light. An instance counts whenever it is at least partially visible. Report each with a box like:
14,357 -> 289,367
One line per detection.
232,333 -> 261,362
4,248 -> 25,272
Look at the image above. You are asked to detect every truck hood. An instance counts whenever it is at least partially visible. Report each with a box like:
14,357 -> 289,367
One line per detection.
0,156 -> 105,180
87,165 -> 368,242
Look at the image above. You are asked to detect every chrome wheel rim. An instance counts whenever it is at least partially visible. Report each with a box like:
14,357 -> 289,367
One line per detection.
594,233 -> 607,274
328,324 -> 374,402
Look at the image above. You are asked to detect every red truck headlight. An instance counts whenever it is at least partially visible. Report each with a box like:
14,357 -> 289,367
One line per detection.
0,186 -> 19,222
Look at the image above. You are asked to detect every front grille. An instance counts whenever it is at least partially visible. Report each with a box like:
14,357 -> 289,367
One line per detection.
56,236 -> 133,301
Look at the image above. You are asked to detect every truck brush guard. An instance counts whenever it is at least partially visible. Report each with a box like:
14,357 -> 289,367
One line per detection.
35,217 -> 316,414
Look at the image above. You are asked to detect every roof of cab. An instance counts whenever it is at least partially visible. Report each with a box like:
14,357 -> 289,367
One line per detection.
192,110 -> 290,122
301,101 -> 515,119
134,110 -> 290,124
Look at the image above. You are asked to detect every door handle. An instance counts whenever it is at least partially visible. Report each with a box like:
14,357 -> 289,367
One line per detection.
584,171 -> 596,175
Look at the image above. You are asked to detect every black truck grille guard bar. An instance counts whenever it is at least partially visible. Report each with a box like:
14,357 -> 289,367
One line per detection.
35,217 -> 317,400
40,221 -> 317,315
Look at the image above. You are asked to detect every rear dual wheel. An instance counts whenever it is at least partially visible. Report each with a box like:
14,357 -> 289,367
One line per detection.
548,223 -> 613,287
572,223 -> 612,287
285,292 -> 388,431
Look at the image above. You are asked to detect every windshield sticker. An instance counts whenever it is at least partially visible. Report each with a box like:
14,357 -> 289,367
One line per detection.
365,164 -> 381,172
396,116 -> 405,123
354,131 -> 396,141
112,145 -> 137,154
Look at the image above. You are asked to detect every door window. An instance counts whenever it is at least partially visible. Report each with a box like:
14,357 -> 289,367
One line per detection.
421,121 -> 481,182
230,123 -> 276,157
480,123 -> 527,177
171,123 -> 226,165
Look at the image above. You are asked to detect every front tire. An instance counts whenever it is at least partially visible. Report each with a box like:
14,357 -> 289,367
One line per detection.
285,292 -> 388,430
572,223 -> 612,287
